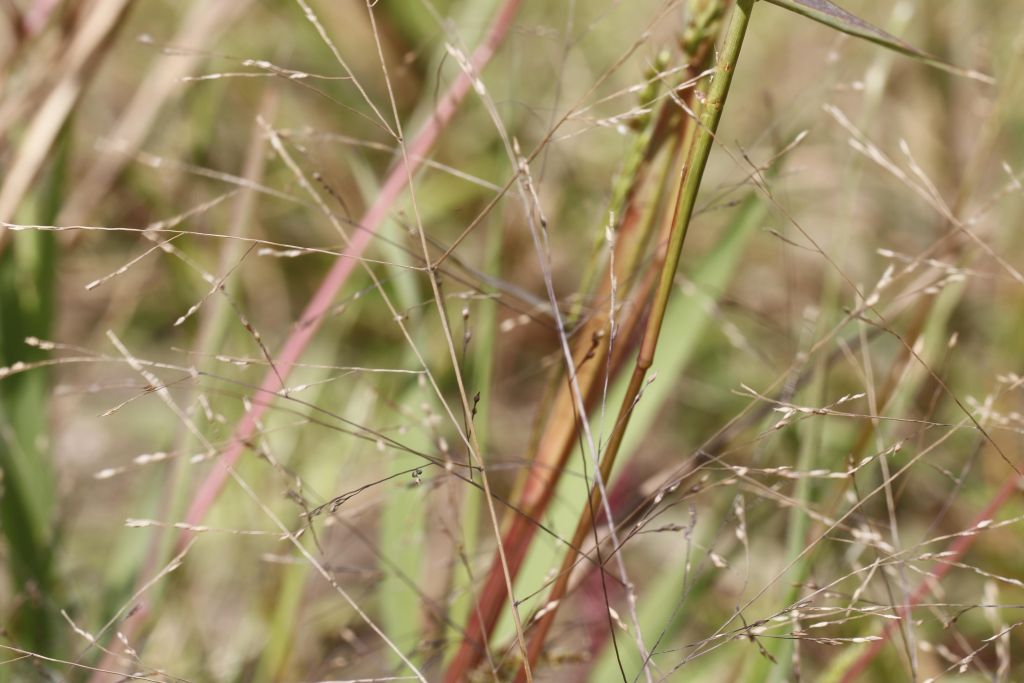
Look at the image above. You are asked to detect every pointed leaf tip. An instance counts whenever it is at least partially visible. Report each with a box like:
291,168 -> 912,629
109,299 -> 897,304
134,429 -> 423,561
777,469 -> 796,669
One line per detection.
764,0 -> 995,84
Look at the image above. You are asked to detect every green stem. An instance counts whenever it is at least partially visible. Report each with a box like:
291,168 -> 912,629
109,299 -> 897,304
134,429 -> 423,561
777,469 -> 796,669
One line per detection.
644,0 -> 754,353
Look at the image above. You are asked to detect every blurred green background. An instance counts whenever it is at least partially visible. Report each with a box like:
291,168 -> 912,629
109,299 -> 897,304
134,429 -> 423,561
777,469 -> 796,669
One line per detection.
1,0 -> 1023,681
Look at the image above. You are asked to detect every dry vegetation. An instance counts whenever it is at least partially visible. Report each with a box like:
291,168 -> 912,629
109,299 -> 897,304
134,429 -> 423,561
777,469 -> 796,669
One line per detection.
1,0 -> 1023,681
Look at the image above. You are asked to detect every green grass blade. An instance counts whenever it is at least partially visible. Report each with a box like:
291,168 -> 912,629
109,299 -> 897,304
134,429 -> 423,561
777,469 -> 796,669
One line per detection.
0,123 -> 69,663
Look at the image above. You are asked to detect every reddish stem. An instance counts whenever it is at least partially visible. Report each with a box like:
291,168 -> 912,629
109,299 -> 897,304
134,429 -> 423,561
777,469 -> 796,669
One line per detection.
84,4 -> 522,681
23,0 -> 61,36
179,0 -> 523,543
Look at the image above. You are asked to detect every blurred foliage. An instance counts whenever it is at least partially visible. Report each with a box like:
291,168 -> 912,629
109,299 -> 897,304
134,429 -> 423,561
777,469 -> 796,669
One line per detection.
0,1 -> 1022,682
0,123 -> 67,666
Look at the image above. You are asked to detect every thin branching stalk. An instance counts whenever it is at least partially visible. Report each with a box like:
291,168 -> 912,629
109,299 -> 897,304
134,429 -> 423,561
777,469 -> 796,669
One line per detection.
830,24 -> 1024,683
442,63 -> 691,683
452,0 -> 757,679
442,10 -> 732,675
445,4 -> 754,680
83,91 -> 279,682
510,7 -> 733,676
837,473 -> 1022,683
176,0 -> 523,544
362,0 -> 536,675
505,0 -> 758,676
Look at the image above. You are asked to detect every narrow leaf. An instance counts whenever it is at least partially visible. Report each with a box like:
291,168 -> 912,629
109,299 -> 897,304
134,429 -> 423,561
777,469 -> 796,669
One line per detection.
764,0 -> 994,84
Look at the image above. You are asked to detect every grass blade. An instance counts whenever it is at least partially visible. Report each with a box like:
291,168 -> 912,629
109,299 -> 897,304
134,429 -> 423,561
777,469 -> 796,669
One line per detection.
763,0 -> 993,83
0,122 -> 69,667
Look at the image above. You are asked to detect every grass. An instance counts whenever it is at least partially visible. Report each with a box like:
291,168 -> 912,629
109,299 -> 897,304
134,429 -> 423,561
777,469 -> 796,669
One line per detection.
1,0 -> 1024,681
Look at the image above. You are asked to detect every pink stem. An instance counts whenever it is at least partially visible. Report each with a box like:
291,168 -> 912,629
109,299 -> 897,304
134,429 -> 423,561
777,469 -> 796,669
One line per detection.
23,0 -> 60,36
179,0 -> 522,542
838,474 -> 1022,682
85,7 -> 522,682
